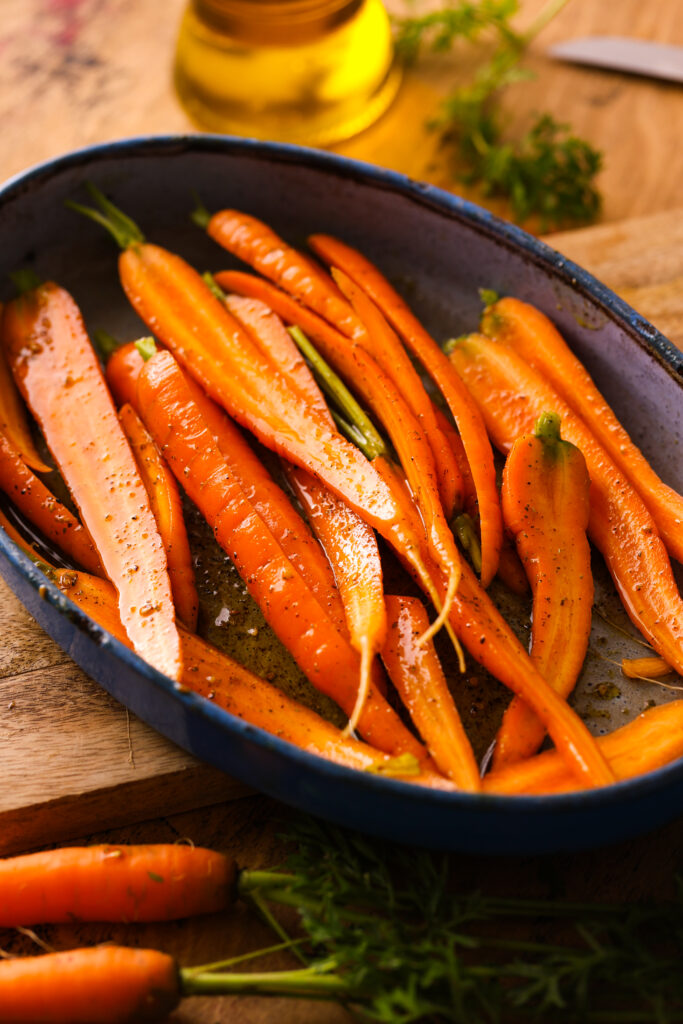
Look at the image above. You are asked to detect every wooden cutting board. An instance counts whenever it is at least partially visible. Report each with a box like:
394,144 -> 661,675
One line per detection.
1,206 -> 682,856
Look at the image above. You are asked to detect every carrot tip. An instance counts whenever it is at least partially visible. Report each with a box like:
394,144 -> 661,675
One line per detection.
342,638 -> 373,739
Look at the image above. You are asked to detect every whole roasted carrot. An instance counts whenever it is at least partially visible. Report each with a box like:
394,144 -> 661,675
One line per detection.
0,429 -> 102,575
0,844 -> 234,926
2,282 -> 181,681
481,296 -> 683,565
381,595 -> 480,790
307,233 -> 503,588
135,348 -> 427,760
118,403 -> 199,631
0,304 -> 50,473
484,700 -> 683,795
493,411 -> 593,768
448,333 -> 683,678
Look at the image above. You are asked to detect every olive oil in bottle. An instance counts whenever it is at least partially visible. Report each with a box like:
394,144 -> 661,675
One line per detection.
174,0 -> 401,146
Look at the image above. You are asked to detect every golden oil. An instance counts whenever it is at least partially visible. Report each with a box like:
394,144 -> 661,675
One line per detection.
174,0 -> 401,146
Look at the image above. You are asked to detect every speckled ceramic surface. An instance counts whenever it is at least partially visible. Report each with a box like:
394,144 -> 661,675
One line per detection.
0,136 -> 681,853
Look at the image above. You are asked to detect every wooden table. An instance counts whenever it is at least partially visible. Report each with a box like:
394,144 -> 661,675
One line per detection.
1,1 -> 683,1020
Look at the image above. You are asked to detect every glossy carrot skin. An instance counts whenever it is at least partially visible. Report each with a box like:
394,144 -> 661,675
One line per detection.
307,233 -> 503,587
50,567 -> 449,786
381,595 -> 480,790
482,296 -> 683,565
136,349 -> 427,760
0,946 -> 180,1024
0,305 -> 50,473
494,413 -> 593,767
621,655 -> 671,679
0,429 -> 102,575
449,334 -> 683,677
2,283 -> 181,681
0,844 -> 234,926
484,700 -> 683,795
119,403 -> 199,631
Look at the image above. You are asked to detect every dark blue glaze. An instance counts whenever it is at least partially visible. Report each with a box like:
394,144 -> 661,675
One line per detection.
0,135 -> 681,854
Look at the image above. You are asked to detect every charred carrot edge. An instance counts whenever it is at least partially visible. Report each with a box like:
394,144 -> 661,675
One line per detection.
493,412 -> 594,768
307,233 -> 503,588
49,566 -> 449,787
448,333 -> 683,678
0,304 -> 51,473
481,296 -> 683,566
621,656 -> 672,680
0,428 -> 102,576
119,403 -> 199,631
284,463 -> 387,734
136,348 -> 428,761
381,595 -> 481,790
484,700 -> 683,795
2,282 -> 181,682
0,845 -> 234,926
331,268 -> 463,517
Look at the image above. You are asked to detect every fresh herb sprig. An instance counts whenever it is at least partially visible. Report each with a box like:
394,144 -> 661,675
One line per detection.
393,0 -> 603,230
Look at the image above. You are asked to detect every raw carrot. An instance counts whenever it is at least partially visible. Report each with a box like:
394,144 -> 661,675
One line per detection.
493,411 -> 593,767
0,304 -> 51,473
0,946 -> 180,1024
448,333 -> 683,678
0,844 -> 234,926
621,656 -> 672,680
0,428 -> 102,575
118,403 -> 199,631
484,700 -> 683,795
381,595 -> 480,790
307,233 -> 503,588
135,348 -> 427,760
2,282 -> 181,681
481,296 -> 683,565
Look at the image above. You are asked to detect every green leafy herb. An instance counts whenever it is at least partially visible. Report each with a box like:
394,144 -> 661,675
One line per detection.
393,0 -> 603,230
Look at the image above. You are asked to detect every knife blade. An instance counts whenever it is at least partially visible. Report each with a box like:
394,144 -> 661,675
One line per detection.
548,36 -> 683,84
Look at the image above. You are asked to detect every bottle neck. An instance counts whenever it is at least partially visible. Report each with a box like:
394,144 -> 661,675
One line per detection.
193,0 -> 364,45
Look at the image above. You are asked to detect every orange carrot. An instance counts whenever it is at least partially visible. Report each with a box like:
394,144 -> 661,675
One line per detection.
118,403 -> 199,631
0,304 -> 50,473
0,844 -> 234,926
0,946 -> 180,1023
307,233 -> 503,587
621,655 -> 672,680
0,429 -> 102,575
484,700 -> 683,795
481,296 -> 683,565
448,333 -> 683,678
493,411 -> 593,767
381,595 -> 480,790
2,283 -> 181,681
495,538 -> 531,596
135,347 -> 427,759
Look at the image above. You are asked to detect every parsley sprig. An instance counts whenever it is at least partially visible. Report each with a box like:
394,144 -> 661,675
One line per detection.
393,0 -> 603,230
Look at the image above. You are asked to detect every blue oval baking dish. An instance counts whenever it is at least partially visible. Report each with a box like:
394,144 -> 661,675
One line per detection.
0,134 -> 681,855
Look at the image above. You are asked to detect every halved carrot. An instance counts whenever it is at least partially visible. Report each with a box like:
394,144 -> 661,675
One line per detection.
484,700 -> 683,795
0,844 -> 234,926
481,296 -> 683,565
0,428 -> 102,575
493,411 -> 593,767
448,333 -> 683,678
118,403 -> 199,631
307,233 -> 503,588
0,305 -> 51,474
621,656 -> 672,680
135,347 -> 427,760
381,595 -> 480,790
2,282 -> 181,681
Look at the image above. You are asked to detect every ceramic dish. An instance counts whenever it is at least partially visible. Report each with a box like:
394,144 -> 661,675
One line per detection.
0,135 -> 681,854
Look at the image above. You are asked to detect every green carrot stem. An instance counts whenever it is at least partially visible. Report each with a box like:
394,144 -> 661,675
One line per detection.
202,270 -> 227,301
92,329 -> 122,361
453,512 -> 483,575
331,409 -> 378,460
184,937 -> 308,977
10,269 -> 43,295
191,191 -> 212,229
180,964 -> 351,998
66,183 -> 145,250
534,409 -> 563,445
238,870 -> 297,895
135,337 -> 157,362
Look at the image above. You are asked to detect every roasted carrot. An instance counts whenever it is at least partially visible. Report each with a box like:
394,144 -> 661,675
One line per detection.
621,656 -> 672,680
307,233 -> 503,587
484,700 -> 683,795
0,304 -> 50,473
495,537 -> 531,596
381,595 -> 480,790
2,282 -> 181,681
0,946 -> 181,1024
135,347 -> 427,759
481,296 -> 683,565
493,411 -> 593,767
118,403 -> 199,631
0,429 -> 102,575
448,333 -> 683,678
0,844 -> 234,926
